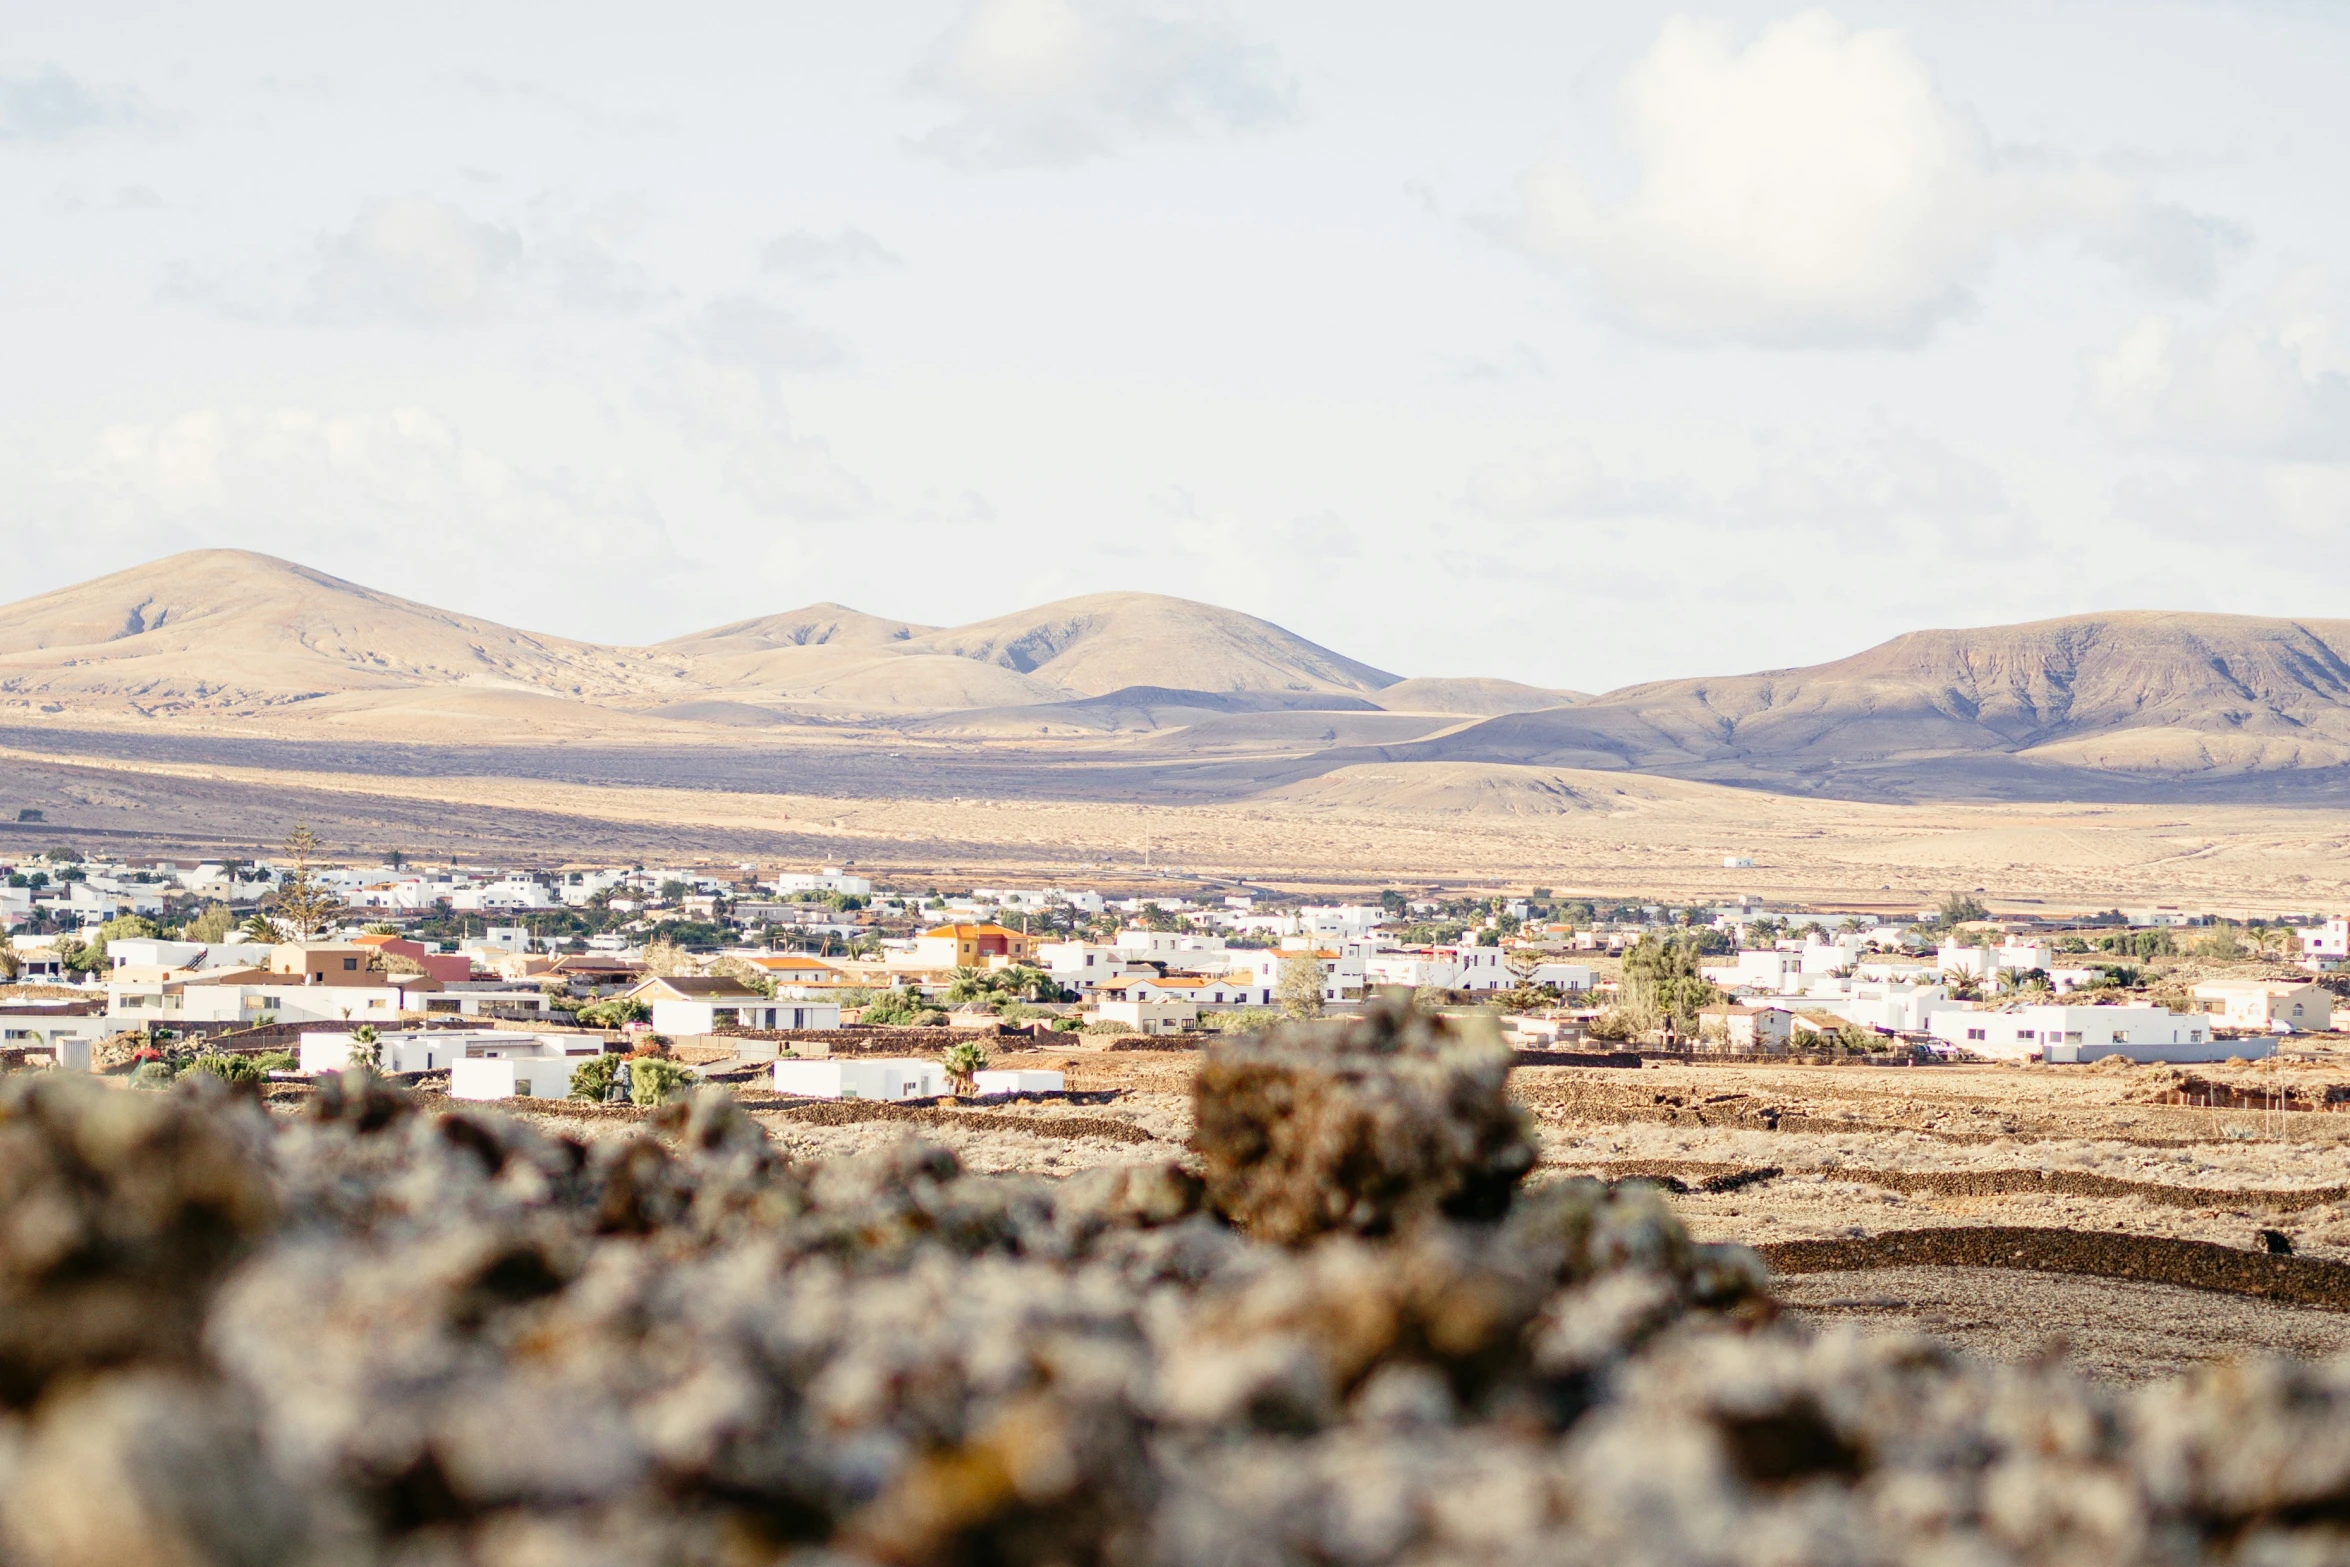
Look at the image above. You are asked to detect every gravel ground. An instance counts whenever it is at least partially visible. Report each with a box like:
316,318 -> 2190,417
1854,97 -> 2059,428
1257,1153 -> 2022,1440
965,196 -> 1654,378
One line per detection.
1776,1267 -> 2350,1383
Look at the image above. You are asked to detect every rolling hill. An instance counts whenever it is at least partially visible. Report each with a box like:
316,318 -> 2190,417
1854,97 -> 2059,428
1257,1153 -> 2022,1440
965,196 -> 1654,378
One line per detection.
0,552 -> 1407,729
0,550 -> 654,719
10,554 -> 2350,804
1398,611 -> 2350,800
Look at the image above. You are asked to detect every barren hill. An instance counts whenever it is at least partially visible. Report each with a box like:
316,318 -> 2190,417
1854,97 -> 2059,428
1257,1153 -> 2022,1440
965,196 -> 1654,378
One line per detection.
905,593 -> 1398,698
0,550 -> 655,721
1402,611 -> 2350,800
0,553 -> 1403,730
1370,677 -> 1585,716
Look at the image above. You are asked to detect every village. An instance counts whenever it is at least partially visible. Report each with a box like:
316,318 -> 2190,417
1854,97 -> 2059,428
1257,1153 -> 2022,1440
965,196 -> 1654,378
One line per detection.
5,835 -> 2347,1103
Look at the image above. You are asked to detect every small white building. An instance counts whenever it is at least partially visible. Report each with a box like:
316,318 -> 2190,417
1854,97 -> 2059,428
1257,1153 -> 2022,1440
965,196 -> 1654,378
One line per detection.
773,1058 -> 945,1101
1092,997 -> 1197,1035
450,1053 -> 587,1100
2191,980 -> 2335,1032
1697,1003 -> 1795,1051
1358,945 -> 1501,993
1703,950 -> 1805,993
0,1001 -> 112,1054
300,1028 -> 606,1080
628,976 -> 841,1035
974,1069 -> 1065,1095
2302,918 -> 2349,970
1525,963 -> 1595,992
1939,942 -> 2055,981
1926,1004 -> 2229,1063
774,868 -> 874,896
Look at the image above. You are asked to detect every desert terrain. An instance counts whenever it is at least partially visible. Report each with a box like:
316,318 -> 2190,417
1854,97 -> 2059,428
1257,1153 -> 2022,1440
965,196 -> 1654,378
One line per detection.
400,1040 -> 2350,1387
10,551 -> 2350,906
7,734 -> 2350,909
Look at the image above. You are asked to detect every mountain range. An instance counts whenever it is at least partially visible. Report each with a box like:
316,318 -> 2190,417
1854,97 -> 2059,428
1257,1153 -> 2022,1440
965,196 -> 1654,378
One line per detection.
6,551 -> 2350,805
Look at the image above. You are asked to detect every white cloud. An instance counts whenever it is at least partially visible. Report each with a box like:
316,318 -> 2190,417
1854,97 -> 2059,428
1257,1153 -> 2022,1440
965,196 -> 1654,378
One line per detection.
690,295 -> 848,374
17,407 -> 685,628
1515,10 -> 2237,346
763,228 -> 902,283
0,65 -> 141,142
637,359 -> 874,521
2085,270 -> 2350,459
1465,444 -> 1688,521
913,0 -> 1293,168
313,198 -> 524,323
307,195 -> 664,324
1736,427 -> 2032,545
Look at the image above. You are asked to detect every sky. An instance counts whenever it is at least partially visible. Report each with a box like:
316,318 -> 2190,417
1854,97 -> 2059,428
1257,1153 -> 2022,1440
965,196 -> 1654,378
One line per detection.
4,0 -> 2349,692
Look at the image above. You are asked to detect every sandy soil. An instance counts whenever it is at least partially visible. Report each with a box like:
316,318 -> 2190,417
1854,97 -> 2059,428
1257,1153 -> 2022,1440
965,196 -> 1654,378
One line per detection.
8,738 -> 2350,907
444,1042 -> 2350,1385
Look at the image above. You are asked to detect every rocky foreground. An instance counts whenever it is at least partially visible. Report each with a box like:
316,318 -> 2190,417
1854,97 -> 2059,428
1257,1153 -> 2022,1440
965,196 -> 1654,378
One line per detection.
4,1004 -> 2350,1565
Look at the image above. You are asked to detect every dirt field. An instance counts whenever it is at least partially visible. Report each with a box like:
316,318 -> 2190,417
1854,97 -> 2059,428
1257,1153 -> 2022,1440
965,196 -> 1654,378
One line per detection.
401,1039 -> 2350,1385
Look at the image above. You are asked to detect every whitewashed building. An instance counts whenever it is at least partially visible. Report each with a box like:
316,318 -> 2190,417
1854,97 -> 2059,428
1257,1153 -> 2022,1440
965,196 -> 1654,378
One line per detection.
1926,1004 -> 2234,1063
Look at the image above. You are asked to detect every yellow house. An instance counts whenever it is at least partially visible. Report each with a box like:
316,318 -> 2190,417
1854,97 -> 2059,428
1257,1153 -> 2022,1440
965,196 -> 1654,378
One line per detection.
911,923 -> 1034,969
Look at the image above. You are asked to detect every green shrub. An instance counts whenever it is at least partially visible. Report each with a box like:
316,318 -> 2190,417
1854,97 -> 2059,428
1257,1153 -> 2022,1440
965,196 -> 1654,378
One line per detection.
569,1052 -> 624,1102
127,1060 -> 179,1091
575,998 -> 650,1029
188,1053 -> 268,1087
1082,1019 -> 1136,1036
629,1057 -> 697,1106
856,988 -> 931,1027
250,1050 -> 298,1074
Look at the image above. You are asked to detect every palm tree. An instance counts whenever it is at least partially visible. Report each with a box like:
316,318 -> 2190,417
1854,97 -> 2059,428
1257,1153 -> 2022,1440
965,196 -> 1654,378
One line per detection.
350,1023 -> 381,1072
942,1038 -> 988,1096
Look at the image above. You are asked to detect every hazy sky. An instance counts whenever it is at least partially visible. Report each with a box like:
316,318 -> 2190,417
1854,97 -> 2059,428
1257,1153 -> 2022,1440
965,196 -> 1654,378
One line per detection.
5,2 -> 2348,690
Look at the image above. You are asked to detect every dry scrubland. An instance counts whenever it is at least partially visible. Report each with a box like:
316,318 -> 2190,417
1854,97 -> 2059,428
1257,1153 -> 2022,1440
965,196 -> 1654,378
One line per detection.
483,1042 -> 2350,1387
9,741 -> 2350,905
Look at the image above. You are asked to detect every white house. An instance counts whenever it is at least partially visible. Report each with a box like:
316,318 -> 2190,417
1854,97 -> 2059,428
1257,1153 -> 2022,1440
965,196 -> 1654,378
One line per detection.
0,1001 -> 112,1054
1525,963 -> 1595,992
1360,946 -> 1503,993
107,938 -> 272,973
1703,950 -> 1805,994
133,980 -> 413,1027
1094,973 -> 1270,1009
1939,942 -> 2055,980
1114,929 -> 1229,960
1035,941 -> 1145,993
2302,919 -> 2350,971
773,1058 -> 945,1101
2191,980 -> 2335,1032
974,1069 -> 1065,1095
1842,982 -> 1962,1033
1926,1004 -> 2234,1063
627,976 -> 841,1035
1092,997 -> 1197,1035
1801,935 -> 1866,976
775,868 -> 873,896
300,1029 -> 606,1080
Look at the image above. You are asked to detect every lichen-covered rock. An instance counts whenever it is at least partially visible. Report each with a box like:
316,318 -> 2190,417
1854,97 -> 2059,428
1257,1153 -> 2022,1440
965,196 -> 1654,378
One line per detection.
1191,998 -> 1537,1241
8,1040 -> 2350,1564
0,1074 -> 276,1406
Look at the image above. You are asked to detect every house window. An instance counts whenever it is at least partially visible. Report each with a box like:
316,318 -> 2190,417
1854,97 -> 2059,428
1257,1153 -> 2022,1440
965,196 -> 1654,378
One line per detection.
343,958 -> 359,971
1966,1029 -> 1986,1041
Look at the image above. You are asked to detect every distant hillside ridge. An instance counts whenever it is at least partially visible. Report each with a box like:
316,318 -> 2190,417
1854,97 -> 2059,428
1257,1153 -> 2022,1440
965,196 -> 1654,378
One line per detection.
1400,610 -> 2350,798
0,551 -> 1405,724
